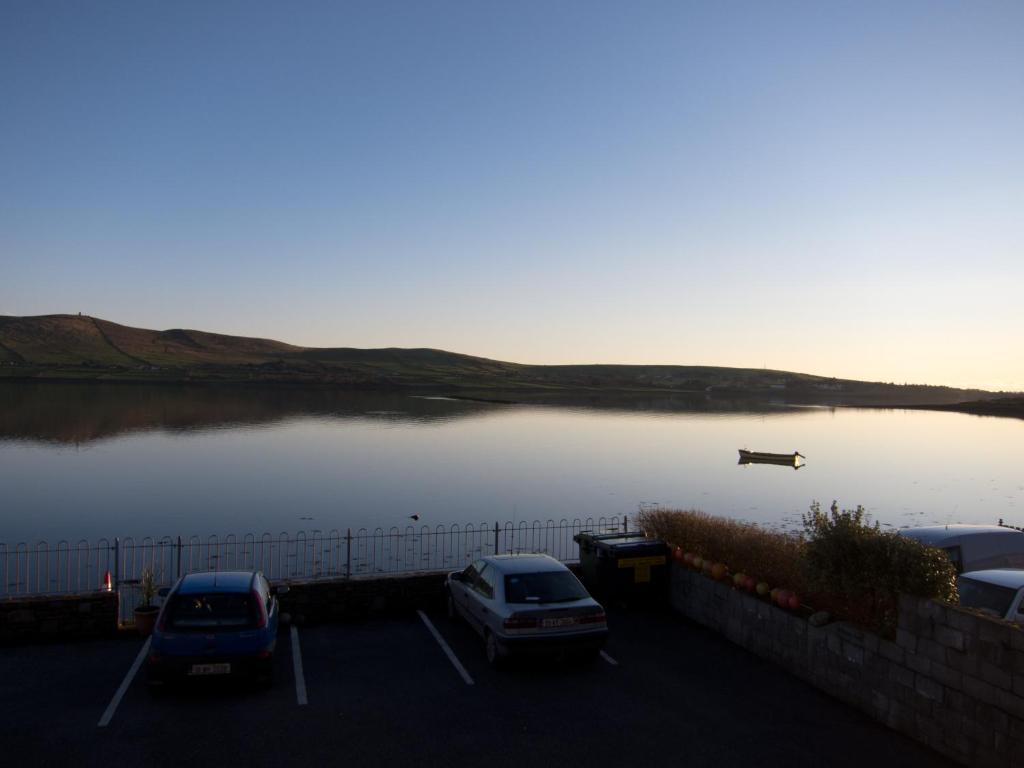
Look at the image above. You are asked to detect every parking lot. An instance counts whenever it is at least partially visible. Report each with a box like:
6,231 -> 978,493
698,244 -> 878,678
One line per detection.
1,606 -> 949,767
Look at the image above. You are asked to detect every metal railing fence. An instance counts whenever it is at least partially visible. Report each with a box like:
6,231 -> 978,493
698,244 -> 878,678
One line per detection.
1,516 -> 626,622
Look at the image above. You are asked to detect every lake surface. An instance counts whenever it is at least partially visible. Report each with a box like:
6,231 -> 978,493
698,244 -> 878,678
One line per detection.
1,381 -> 1022,545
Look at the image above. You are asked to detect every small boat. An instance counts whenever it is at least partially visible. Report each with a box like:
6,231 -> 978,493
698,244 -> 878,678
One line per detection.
738,449 -> 805,468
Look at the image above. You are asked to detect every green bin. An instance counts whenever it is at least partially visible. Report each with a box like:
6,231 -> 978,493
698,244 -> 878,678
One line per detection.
573,531 -> 669,603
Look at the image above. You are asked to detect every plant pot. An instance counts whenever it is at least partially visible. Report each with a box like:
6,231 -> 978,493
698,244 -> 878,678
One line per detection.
134,605 -> 159,636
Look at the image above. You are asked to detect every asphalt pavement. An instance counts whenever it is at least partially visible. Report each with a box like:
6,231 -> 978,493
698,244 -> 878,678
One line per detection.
0,606 -> 951,767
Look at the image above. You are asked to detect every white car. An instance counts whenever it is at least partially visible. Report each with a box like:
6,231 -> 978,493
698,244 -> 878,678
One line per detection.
957,570 -> 1024,624
445,554 -> 608,666
899,525 -> 1024,573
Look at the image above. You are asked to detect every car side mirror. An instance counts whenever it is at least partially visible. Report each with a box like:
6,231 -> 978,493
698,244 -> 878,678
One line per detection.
450,573 -> 462,582
157,587 -> 170,598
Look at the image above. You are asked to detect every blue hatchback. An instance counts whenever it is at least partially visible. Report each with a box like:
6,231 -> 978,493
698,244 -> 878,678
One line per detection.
148,571 -> 283,687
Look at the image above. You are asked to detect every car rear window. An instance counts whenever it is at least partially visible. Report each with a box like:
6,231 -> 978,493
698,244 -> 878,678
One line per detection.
958,578 -> 1016,618
166,593 -> 255,630
504,572 -> 589,604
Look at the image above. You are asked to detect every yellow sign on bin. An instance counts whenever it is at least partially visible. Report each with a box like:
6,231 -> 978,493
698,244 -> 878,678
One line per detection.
616,555 -> 666,583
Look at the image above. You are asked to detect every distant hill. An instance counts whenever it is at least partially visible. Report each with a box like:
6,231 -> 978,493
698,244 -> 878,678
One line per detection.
0,314 -> 1012,407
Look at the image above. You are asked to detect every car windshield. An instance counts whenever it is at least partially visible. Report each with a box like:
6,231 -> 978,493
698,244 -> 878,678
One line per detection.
166,592 -> 255,630
958,577 -> 1017,618
504,571 -> 589,604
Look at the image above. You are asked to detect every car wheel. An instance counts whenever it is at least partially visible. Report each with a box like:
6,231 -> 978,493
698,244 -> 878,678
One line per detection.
446,594 -> 457,621
485,631 -> 502,668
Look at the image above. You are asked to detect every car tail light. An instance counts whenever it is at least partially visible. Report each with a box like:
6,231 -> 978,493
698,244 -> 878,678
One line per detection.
252,590 -> 268,628
148,652 -> 161,664
155,608 -> 167,633
503,616 -> 540,630
578,611 -> 606,625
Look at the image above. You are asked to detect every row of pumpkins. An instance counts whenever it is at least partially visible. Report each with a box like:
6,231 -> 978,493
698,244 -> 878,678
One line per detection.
670,546 -> 802,611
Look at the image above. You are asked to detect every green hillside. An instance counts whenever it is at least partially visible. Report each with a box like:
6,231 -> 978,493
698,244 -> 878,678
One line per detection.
0,313 -> 1008,406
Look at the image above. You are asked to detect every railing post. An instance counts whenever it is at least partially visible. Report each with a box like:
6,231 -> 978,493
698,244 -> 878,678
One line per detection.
176,536 -> 182,579
623,515 -> 628,533
494,522 -> 499,555
113,537 -> 120,597
345,528 -> 352,579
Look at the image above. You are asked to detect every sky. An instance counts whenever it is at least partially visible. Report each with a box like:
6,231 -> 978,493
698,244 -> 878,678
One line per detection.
2,1 -> 1022,391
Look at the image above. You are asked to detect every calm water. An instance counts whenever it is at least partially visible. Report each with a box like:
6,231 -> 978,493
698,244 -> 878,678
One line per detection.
1,382 -> 1021,544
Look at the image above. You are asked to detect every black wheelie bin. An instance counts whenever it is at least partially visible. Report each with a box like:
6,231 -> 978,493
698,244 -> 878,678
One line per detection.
573,531 -> 669,604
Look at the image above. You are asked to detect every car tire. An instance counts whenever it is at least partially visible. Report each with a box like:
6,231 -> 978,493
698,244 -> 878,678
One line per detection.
446,594 -> 457,621
485,631 -> 502,668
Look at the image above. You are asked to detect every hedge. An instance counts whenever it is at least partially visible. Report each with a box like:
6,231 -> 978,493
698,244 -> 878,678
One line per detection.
639,502 -> 958,636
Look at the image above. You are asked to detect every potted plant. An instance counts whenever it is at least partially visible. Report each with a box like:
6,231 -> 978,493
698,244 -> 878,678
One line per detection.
134,568 -> 160,636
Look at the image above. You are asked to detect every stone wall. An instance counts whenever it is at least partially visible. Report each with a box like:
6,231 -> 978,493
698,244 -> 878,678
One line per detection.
279,571 -> 447,624
2,565 -> 573,639
0,591 -> 119,645
276,566 -> 587,624
671,565 -> 1024,767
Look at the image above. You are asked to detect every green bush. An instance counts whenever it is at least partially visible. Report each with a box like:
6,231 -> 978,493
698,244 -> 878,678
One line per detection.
801,502 -> 958,634
640,502 -> 959,637
639,508 -> 804,593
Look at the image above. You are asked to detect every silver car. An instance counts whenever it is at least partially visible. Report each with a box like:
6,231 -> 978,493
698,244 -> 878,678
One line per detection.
445,554 -> 608,666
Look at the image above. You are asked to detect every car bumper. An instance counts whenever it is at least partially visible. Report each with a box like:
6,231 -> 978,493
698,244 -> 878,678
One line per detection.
496,628 -> 608,657
147,652 -> 273,683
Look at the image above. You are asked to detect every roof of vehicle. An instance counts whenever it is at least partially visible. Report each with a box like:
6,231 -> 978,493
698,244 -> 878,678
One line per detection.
176,571 -> 257,594
960,569 -> 1024,590
898,525 -> 1024,546
481,554 -> 567,575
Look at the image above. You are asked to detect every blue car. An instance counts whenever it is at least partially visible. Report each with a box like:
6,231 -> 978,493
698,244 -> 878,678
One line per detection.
148,571 -> 284,687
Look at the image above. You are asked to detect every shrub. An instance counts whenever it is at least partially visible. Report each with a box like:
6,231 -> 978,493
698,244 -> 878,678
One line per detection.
801,502 -> 958,635
640,503 -> 959,637
139,568 -> 157,607
639,508 -> 804,591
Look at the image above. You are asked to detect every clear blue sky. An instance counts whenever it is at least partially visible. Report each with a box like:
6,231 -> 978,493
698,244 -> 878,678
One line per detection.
2,1 -> 1022,390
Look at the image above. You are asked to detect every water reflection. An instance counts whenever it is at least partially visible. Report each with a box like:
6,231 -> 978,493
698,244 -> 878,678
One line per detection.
0,382 -> 496,445
0,381 -> 1021,544
0,381 -> 816,445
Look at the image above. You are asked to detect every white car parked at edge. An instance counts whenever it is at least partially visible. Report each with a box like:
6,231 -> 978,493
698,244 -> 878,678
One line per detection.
957,570 -> 1024,625
445,554 -> 608,666
898,525 -> 1024,573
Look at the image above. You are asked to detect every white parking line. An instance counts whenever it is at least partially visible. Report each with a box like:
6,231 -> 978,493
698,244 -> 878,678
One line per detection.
291,625 -> 308,706
98,638 -> 151,727
417,610 -> 474,686
600,650 -> 619,666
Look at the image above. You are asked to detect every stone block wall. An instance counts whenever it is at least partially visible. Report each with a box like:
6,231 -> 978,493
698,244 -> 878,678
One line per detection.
0,571 -> 448,642
0,591 -> 119,645
671,565 -> 1024,767
278,571 -> 447,624
277,565 -> 584,624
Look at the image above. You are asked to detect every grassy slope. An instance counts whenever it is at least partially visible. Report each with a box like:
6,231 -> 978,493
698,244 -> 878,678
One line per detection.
0,315 -> 139,367
0,314 -> 1009,405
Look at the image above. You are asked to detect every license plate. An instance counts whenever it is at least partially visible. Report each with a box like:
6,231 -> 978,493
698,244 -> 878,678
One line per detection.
188,663 -> 231,676
541,617 -> 577,628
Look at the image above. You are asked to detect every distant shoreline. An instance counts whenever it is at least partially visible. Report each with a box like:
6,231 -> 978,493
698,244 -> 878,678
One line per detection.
897,398 -> 1024,420
3,369 -> 1023,420
2,314 -> 1019,416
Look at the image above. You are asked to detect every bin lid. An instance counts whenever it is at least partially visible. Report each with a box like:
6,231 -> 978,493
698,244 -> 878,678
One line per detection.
576,532 -> 666,553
